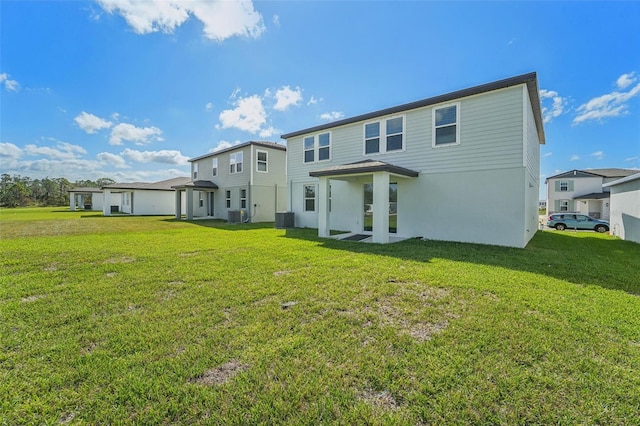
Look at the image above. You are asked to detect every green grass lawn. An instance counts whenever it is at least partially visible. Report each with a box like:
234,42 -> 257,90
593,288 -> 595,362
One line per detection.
2,207 -> 640,424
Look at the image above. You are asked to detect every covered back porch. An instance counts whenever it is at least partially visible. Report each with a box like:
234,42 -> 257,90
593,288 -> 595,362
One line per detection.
171,180 -> 219,220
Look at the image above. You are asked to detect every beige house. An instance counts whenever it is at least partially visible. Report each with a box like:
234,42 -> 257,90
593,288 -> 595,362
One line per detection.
173,141 -> 287,222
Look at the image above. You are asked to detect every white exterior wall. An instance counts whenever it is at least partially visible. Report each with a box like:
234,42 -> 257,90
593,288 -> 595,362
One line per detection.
133,190 -> 183,215
286,84 -> 541,247
608,178 -> 640,243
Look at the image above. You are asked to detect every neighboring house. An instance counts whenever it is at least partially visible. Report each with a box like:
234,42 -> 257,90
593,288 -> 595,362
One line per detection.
173,141 -> 287,222
281,72 -> 545,247
604,172 -> 640,243
539,200 -> 547,211
68,187 -> 117,211
545,168 -> 638,220
102,177 -> 190,216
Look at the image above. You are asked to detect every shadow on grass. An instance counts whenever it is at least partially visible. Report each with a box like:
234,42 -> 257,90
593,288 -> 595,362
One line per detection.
162,218 -> 276,231
283,228 -> 640,296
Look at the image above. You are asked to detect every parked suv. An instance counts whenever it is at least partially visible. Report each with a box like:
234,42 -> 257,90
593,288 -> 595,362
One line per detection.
547,213 -> 609,233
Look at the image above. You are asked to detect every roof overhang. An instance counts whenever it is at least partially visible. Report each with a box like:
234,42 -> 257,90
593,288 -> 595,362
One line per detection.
171,180 -> 219,190
309,160 -> 419,179
573,192 -> 609,200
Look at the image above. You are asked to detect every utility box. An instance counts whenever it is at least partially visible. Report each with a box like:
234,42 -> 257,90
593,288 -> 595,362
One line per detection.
84,204 -> 92,210
110,205 -> 119,213
228,210 -> 242,224
275,212 -> 295,229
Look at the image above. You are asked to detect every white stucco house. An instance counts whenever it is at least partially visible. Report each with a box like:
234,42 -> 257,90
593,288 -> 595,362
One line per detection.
545,168 -> 638,220
101,177 -> 189,216
604,172 -> 640,243
172,141 -> 287,222
282,72 -> 545,247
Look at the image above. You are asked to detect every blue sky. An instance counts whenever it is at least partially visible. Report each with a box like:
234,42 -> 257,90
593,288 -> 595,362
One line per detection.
1,1 -> 639,198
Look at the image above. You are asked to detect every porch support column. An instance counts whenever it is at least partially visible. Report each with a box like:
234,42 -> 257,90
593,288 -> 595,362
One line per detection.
318,177 -> 330,238
70,192 -> 76,211
175,189 -> 182,220
372,172 -> 390,244
103,189 -> 112,216
186,188 -> 194,220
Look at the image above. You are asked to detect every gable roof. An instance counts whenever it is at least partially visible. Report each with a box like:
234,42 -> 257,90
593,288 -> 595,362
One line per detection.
603,171 -> 640,187
546,168 -> 638,182
102,177 -> 190,191
188,141 -> 285,163
281,72 -> 545,144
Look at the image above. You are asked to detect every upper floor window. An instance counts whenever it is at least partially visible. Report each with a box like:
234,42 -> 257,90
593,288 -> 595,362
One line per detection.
212,158 -> 218,177
230,152 -> 243,174
256,150 -> 268,172
303,133 -> 331,163
556,180 -> 573,192
364,116 -> 404,155
433,103 -> 459,147
193,163 -> 198,179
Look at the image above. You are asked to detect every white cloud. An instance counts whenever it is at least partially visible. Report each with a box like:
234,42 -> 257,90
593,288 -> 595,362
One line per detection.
109,123 -> 163,146
617,72 -> 636,89
543,152 -> 552,157
121,148 -> 189,165
23,141 -> 87,160
97,0 -> 265,41
74,111 -> 113,134
307,96 -> 319,106
0,73 -> 20,91
205,102 -> 213,111
259,126 -> 280,138
320,111 -> 344,121
218,94 -> 266,133
273,86 -> 303,111
211,140 -> 242,152
573,73 -> 640,124
591,151 -> 605,160
97,152 -> 129,168
570,155 -> 581,161
272,14 -> 280,26
0,142 -> 23,159
625,156 -> 639,162
539,89 -> 566,123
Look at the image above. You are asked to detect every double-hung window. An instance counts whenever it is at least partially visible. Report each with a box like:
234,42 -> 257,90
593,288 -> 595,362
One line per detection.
240,189 -> 247,209
256,150 -> 268,172
433,103 -> 460,147
304,185 -> 316,212
212,158 -> 218,177
193,163 -> 198,179
303,133 -> 331,163
559,200 -> 569,212
364,116 -> 404,155
225,190 -> 231,208
230,152 -> 243,174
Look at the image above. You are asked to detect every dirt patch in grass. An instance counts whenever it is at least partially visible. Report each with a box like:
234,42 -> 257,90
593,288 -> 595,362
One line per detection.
190,360 -> 249,386
44,263 -> 58,272
103,256 -> 135,264
179,252 -> 199,257
273,270 -> 291,276
360,389 -> 400,410
21,294 -> 46,303
105,272 -> 117,278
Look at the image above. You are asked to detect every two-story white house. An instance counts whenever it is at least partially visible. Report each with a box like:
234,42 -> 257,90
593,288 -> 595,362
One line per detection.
281,72 -> 545,248
545,168 -> 638,220
172,141 -> 287,222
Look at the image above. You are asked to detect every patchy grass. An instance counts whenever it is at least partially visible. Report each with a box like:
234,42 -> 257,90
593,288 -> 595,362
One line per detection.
1,207 -> 640,424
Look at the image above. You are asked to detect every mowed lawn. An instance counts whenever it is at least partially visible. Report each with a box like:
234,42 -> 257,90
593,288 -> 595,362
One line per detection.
1,208 -> 640,425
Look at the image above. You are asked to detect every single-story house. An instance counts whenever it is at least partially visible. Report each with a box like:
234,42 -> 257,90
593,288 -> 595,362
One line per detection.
102,177 -> 189,216
604,172 -> 640,243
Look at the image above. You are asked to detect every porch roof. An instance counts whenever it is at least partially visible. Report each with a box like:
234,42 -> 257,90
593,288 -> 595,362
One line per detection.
574,192 -> 609,200
309,160 -> 419,178
171,180 -> 219,190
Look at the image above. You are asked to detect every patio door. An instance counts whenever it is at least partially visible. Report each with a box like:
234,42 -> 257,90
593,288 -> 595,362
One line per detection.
363,182 -> 397,234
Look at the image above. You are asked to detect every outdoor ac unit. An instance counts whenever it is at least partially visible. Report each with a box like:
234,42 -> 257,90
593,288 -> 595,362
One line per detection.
228,210 -> 242,223
275,212 -> 295,229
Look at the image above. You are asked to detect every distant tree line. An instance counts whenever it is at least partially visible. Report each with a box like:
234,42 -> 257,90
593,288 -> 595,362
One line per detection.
0,174 -> 115,208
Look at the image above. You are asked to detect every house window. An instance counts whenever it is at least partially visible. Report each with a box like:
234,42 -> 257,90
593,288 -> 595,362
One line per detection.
230,152 -> 243,174
212,158 -> 218,177
304,184 -> 316,212
303,133 -> 331,163
364,116 -> 404,155
433,103 -> 459,146
225,190 -> 231,208
193,163 -> 198,179
560,200 -> 569,212
560,180 -> 568,191
240,189 -> 247,209
199,192 -> 203,208
256,150 -> 268,172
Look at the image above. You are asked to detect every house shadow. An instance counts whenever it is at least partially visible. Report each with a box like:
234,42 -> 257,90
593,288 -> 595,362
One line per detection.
162,218 -> 276,231
282,228 -> 640,296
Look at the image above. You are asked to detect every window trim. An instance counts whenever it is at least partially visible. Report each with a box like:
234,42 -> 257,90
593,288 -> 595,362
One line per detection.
303,184 -> 316,212
240,189 -> 247,209
559,200 -> 569,212
212,158 -> 218,177
363,115 -> 405,156
432,102 -> 460,148
256,150 -> 268,173
230,152 -> 244,174
559,180 -> 569,192
225,190 -> 231,209
302,132 -> 332,164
